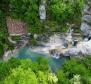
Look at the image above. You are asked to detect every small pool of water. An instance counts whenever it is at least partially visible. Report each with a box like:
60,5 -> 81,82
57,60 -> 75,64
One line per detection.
17,47 -> 65,71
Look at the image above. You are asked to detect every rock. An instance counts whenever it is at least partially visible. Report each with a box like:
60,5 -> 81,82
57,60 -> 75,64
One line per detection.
82,15 -> 91,24
65,35 -> 73,43
83,5 -> 91,15
80,0 -> 91,37
63,40 -> 91,56
80,22 -> 90,36
79,40 -> 91,55
64,48 -> 80,56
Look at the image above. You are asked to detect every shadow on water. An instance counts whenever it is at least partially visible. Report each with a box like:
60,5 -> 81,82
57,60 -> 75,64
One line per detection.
17,47 -> 66,71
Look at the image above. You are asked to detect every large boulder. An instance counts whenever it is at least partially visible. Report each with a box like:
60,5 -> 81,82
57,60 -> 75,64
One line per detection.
82,15 -> 91,24
63,40 -> 91,56
80,0 -> 91,37
80,22 -> 91,36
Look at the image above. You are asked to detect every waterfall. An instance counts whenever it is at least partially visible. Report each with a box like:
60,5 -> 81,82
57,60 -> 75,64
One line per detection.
39,0 -> 46,21
52,51 -> 60,59
66,28 -> 73,42
45,34 -> 64,48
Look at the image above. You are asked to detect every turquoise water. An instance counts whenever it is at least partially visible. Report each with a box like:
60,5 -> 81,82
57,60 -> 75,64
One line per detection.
17,47 -> 65,71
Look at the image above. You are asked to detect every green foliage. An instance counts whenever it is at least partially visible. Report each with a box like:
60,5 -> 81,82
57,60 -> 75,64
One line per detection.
78,56 -> 91,73
48,73 -> 58,84
28,20 -> 46,34
36,57 -> 49,71
0,0 -> 84,37
28,38 -> 37,45
0,57 -> 58,84
0,0 -> 10,12
11,36 -> 21,41
57,70 -> 70,84
4,66 -> 58,84
49,0 -> 84,24
0,10 -> 14,50
9,0 -> 51,34
37,71 -> 48,84
45,21 -> 58,32
1,56 -> 91,84
0,10 -> 8,43
62,59 -> 90,83
61,26 -> 69,32
9,0 -> 38,19
3,0 -> 84,34
50,1 -> 73,22
0,58 -> 21,80
0,10 -> 8,57
9,0 -> 41,34
0,44 -> 4,57
57,58 -> 91,84
4,67 -> 38,84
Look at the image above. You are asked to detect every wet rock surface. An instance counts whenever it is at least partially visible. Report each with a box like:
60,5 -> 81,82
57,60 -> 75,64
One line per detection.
63,40 -> 91,56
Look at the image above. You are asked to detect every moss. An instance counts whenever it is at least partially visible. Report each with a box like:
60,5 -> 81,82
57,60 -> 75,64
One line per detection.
74,28 -> 81,33
28,38 -> 37,46
11,36 -> 21,41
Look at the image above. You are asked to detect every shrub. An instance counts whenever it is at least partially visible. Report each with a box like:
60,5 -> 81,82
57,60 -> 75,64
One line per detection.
57,58 -> 91,84
4,67 -> 38,84
49,0 -> 84,24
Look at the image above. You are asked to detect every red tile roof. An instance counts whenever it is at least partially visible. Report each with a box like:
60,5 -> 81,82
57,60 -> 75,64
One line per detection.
7,17 -> 27,36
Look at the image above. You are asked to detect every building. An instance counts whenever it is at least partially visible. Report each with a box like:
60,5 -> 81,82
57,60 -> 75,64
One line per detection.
7,17 -> 27,36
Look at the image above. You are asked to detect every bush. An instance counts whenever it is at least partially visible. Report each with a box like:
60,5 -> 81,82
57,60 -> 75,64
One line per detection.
11,36 -> 21,41
1,56 -> 91,84
0,10 -> 8,43
49,0 -> 84,24
57,58 -> 91,84
28,38 -> 37,45
0,57 -> 58,84
9,0 -> 40,33
4,67 -> 38,84
0,10 -> 8,57
0,58 -> 21,80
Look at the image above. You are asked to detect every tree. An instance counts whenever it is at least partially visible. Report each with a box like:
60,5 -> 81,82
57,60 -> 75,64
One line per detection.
57,58 -> 91,84
0,0 -> 10,12
49,0 -> 84,24
0,58 -> 21,80
56,70 -> 70,84
2,57 -> 58,84
4,67 -> 38,84
0,10 -> 8,57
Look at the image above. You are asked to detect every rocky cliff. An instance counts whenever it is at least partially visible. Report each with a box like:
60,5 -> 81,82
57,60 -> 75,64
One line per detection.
81,0 -> 91,38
